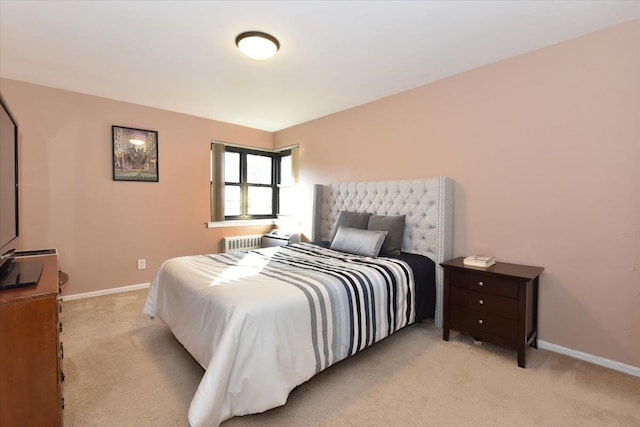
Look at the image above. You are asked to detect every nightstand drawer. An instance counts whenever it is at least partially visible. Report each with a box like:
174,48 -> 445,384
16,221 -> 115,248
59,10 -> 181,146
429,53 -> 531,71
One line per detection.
450,270 -> 517,298
450,306 -> 517,340
450,287 -> 517,319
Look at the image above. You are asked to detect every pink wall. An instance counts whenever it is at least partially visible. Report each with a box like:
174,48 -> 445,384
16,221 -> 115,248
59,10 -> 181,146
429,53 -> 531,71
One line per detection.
0,79 -> 273,296
274,20 -> 640,367
1,20 -> 637,368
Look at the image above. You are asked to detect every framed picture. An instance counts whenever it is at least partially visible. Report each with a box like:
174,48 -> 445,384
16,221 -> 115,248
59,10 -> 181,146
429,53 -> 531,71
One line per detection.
112,125 -> 159,182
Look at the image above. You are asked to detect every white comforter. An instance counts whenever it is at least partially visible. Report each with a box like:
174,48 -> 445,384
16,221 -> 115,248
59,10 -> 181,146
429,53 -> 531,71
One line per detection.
142,243 -> 415,427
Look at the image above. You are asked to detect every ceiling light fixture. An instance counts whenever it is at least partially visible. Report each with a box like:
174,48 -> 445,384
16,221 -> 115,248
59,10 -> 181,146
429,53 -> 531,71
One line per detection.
235,31 -> 280,61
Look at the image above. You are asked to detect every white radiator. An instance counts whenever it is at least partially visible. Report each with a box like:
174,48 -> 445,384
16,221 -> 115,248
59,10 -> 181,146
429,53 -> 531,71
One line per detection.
223,234 -> 263,253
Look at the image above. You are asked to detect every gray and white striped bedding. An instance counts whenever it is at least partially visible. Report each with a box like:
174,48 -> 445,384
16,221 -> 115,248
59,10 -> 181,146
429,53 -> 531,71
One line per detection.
228,243 -> 416,371
142,243 -> 428,427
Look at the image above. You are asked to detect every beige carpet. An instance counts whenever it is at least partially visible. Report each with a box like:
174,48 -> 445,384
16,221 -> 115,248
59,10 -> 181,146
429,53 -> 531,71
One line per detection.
61,289 -> 639,426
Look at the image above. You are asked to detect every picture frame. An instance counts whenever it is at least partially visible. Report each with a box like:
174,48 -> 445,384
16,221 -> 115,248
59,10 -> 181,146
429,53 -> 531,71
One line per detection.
112,125 -> 159,182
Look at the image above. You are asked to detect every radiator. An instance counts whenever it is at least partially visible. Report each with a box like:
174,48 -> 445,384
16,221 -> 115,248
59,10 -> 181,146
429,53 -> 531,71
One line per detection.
223,234 -> 263,253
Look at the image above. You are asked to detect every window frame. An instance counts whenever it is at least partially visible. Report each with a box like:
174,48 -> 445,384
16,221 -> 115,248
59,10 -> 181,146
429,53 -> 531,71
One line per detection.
276,150 -> 295,218
222,146 -> 290,220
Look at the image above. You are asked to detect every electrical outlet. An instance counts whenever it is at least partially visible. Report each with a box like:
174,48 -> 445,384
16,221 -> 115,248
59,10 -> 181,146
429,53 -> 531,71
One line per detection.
137,259 -> 146,270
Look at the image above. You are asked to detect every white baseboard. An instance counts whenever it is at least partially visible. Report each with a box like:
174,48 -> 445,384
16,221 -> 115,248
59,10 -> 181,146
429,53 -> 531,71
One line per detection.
61,282 -> 150,301
538,340 -> 640,377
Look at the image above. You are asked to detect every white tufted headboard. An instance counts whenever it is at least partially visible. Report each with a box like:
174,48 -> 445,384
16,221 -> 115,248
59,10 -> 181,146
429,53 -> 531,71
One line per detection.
311,176 -> 453,327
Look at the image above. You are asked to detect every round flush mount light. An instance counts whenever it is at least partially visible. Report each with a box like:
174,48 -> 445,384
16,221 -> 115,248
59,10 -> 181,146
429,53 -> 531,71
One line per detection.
235,31 -> 280,61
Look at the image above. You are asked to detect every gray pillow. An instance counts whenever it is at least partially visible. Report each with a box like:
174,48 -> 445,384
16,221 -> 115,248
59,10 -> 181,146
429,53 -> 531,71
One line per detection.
329,211 -> 371,241
330,226 -> 387,257
368,214 -> 406,255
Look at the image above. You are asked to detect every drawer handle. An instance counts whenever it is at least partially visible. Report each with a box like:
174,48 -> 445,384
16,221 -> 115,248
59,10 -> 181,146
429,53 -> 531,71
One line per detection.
478,281 -> 484,287
478,319 -> 484,324
478,299 -> 484,305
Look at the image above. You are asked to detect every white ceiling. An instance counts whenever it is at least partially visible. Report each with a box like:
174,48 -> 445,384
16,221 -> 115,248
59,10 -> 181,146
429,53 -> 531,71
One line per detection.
1,1 -> 639,132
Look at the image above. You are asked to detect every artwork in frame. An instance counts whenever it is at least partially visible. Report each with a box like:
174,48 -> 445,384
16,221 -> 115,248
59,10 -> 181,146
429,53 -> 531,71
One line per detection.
112,125 -> 159,182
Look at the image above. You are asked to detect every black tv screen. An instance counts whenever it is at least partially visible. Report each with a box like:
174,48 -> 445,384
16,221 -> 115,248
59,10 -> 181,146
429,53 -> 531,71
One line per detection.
0,94 -> 18,258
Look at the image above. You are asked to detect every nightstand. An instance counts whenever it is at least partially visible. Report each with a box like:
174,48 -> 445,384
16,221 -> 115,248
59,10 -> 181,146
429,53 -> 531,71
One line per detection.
261,232 -> 300,248
441,257 -> 544,368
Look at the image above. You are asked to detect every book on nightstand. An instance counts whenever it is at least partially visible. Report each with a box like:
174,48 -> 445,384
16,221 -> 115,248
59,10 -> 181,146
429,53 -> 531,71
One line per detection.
463,255 -> 496,268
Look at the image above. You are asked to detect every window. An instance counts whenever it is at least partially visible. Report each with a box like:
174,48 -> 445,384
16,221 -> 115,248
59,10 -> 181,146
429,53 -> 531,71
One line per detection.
278,152 -> 295,217
211,143 -> 295,222
223,147 -> 277,219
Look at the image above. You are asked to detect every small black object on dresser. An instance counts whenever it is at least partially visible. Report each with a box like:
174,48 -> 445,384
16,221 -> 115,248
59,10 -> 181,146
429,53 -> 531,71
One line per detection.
441,257 -> 544,368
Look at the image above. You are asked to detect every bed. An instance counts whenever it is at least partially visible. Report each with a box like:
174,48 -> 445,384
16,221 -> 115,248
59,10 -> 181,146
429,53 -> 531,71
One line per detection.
142,176 -> 453,426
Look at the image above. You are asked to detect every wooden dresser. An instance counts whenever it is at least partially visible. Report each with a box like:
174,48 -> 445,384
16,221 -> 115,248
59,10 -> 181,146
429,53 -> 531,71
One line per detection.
0,250 -> 63,426
441,257 -> 544,368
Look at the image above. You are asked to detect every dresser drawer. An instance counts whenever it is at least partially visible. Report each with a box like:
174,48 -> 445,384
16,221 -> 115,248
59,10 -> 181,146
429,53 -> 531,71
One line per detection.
450,306 -> 518,340
450,286 -> 517,319
450,270 -> 517,298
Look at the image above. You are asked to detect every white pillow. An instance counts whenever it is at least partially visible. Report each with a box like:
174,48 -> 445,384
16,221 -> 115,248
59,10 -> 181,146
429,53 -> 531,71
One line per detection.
330,226 -> 388,257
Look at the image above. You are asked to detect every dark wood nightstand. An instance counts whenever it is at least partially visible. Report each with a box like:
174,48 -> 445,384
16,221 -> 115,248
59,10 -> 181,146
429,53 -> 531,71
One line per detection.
441,257 -> 544,368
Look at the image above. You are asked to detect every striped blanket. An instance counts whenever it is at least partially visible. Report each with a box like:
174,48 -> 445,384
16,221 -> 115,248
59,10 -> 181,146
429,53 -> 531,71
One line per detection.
142,243 -> 417,427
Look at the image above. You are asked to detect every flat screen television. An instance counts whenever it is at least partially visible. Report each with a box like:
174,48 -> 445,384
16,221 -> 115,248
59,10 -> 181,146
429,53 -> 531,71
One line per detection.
0,93 -> 19,278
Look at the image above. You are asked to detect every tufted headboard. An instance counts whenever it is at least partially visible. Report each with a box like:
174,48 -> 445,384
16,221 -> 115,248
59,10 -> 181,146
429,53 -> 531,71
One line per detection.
311,176 -> 453,327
